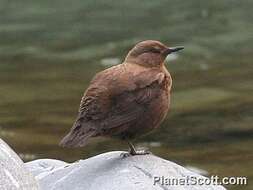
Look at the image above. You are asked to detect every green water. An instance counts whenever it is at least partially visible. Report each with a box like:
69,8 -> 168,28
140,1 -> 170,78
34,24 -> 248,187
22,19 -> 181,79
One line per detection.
0,0 -> 253,189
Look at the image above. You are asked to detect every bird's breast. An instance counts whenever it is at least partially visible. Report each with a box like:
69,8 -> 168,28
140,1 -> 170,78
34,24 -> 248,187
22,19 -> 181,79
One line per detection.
147,70 -> 172,128
150,86 -> 170,128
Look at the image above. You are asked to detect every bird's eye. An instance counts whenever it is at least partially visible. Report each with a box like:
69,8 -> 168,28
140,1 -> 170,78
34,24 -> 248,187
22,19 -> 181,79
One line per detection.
149,48 -> 160,53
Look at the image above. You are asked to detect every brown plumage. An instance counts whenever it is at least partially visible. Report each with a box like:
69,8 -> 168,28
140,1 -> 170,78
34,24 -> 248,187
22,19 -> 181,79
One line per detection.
60,40 -> 184,155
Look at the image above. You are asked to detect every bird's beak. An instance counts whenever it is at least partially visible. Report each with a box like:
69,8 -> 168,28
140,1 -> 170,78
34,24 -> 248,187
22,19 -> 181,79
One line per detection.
162,46 -> 184,56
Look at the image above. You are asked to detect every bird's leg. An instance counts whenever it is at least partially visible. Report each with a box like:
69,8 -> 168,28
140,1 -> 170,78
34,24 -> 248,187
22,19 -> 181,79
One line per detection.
127,141 -> 137,155
120,141 -> 152,158
128,141 -> 151,155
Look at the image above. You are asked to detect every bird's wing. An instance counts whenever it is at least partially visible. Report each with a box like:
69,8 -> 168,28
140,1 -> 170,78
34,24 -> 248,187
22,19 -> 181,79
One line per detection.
101,67 -> 166,131
60,65 -> 167,147
100,81 -> 163,135
79,65 -> 166,118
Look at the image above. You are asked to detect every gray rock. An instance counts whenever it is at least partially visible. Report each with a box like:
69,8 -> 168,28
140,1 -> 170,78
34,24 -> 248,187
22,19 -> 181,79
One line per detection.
26,151 -> 226,190
25,159 -> 68,177
0,138 -> 38,190
185,165 -> 209,176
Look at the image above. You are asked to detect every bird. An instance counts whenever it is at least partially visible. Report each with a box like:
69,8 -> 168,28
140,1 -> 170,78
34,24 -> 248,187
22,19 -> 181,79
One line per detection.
59,40 -> 184,155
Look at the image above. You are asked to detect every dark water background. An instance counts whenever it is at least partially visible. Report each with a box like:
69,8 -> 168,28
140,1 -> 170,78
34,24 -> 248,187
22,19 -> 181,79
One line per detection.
0,0 -> 252,189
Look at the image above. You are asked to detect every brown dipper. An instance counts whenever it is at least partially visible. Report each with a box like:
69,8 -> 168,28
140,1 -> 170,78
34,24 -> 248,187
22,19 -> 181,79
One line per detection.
60,40 -> 184,155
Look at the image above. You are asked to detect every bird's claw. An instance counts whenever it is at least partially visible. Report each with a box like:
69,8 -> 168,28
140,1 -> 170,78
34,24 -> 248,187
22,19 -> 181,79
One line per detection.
130,149 -> 152,156
120,149 -> 152,158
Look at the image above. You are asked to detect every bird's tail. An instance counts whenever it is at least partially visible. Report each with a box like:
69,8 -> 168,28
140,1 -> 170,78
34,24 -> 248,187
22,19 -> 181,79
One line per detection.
59,129 -> 95,148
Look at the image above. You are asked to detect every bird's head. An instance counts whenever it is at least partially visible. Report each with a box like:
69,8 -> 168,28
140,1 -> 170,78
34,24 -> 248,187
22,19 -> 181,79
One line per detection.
125,40 -> 184,67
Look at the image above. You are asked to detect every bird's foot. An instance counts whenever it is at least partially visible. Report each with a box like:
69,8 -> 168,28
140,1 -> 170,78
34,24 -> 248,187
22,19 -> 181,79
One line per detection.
120,149 -> 152,158
130,149 -> 152,156
122,141 -> 152,157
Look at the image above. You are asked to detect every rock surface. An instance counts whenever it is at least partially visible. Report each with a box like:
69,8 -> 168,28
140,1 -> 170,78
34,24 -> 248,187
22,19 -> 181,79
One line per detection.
0,138 -> 38,190
0,138 -> 226,190
26,151 -> 226,190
